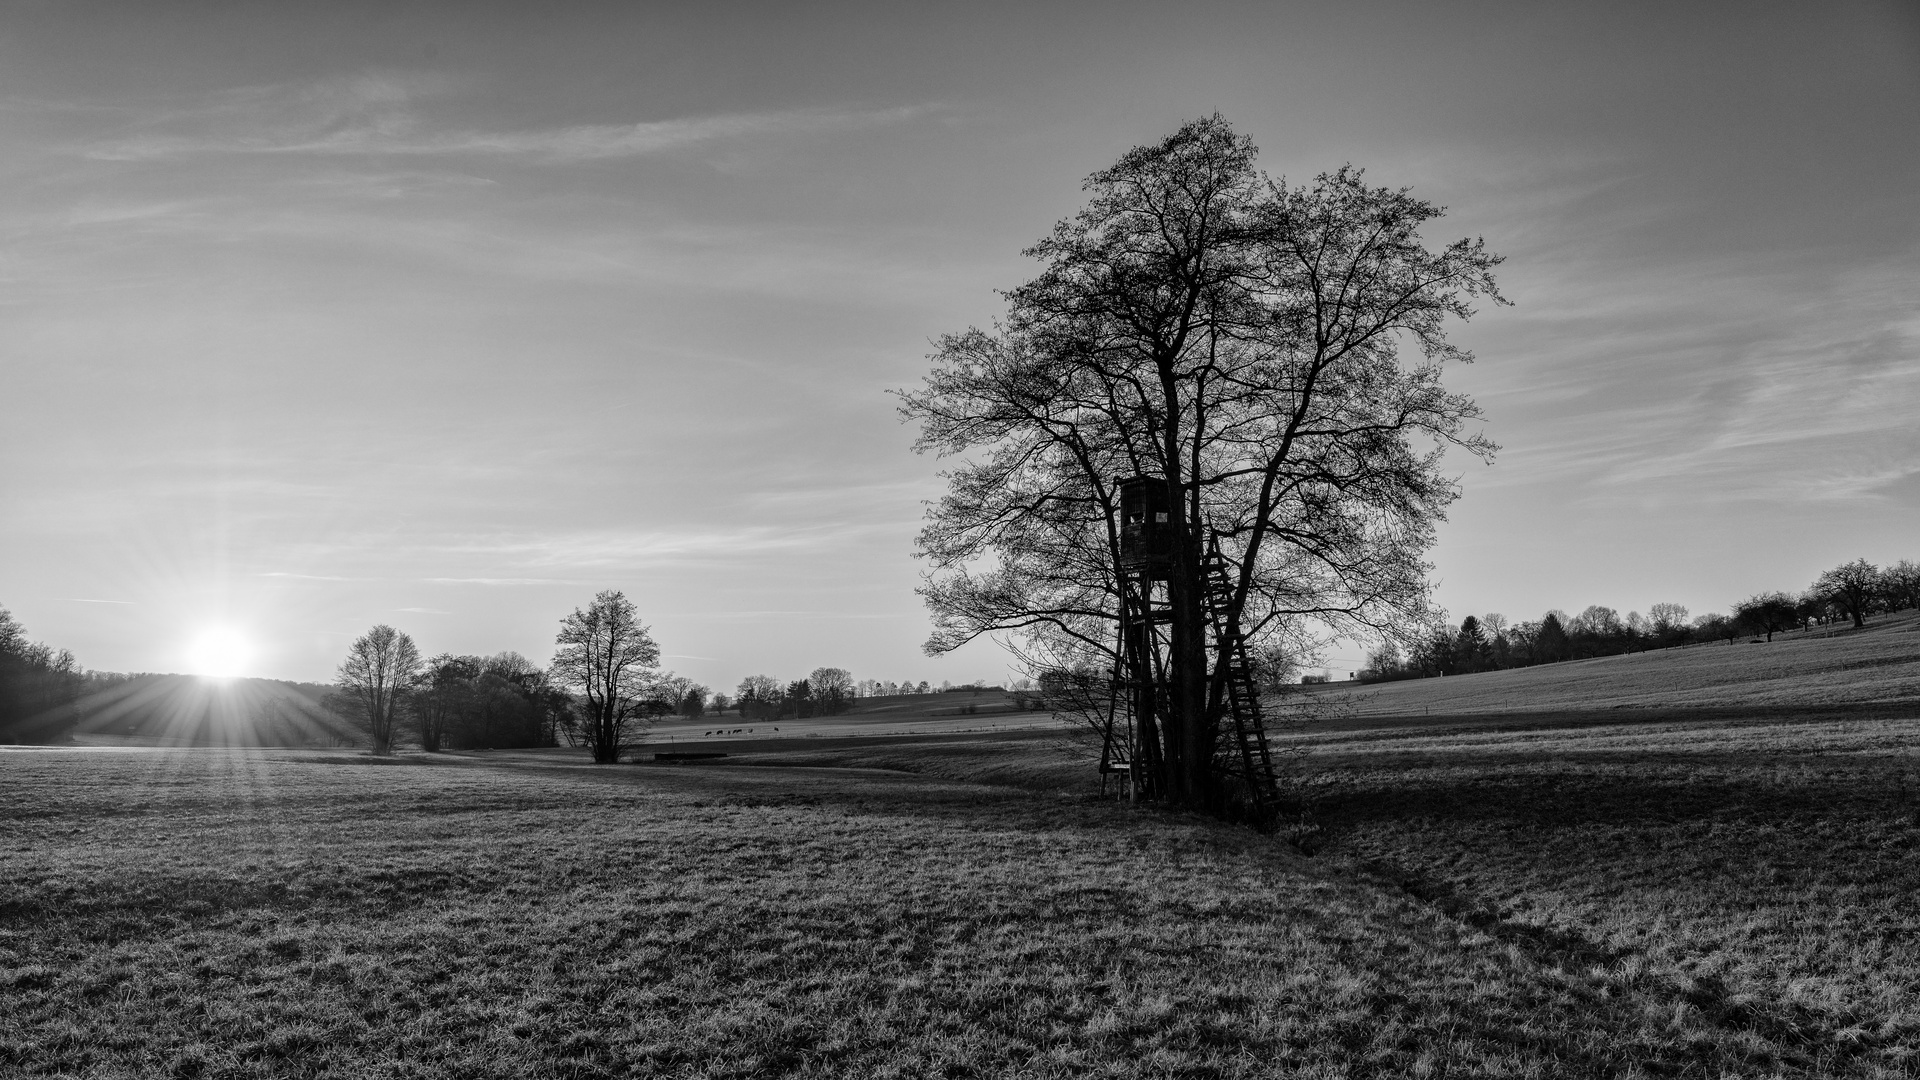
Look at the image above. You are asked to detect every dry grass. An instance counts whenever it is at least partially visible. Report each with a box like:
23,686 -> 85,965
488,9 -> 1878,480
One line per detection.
4,712 -> 1918,1078
1300,713 -> 1920,1078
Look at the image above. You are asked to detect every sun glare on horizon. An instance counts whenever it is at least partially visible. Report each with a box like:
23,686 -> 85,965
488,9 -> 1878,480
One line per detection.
187,626 -> 253,679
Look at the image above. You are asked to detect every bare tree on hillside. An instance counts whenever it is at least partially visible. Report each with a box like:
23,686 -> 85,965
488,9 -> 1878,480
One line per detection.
1734,592 -> 1797,642
1648,603 -> 1689,638
1692,612 -> 1739,645
549,590 -> 661,764
338,625 -> 422,755
1535,612 -> 1570,662
808,667 -> 855,714
1884,560 -> 1920,614
1814,559 -> 1880,629
735,674 -> 782,718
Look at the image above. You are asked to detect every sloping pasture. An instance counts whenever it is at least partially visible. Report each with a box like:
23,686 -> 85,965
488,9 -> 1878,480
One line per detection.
1314,609 -> 1920,716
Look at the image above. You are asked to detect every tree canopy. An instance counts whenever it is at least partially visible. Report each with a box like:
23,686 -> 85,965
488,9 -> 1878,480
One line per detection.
336,625 -> 422,756
902,115 -> 1502,809
549,590 -> 662,764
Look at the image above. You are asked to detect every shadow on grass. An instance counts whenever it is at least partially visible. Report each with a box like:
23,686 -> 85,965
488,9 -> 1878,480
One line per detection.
1307,739 -> 1920,1072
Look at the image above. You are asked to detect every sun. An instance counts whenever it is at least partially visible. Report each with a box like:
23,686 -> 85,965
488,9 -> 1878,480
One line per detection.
187,626 -> 253,679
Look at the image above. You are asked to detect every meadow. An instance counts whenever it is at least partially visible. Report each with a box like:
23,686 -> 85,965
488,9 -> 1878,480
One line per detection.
3,701 -> 1917,1077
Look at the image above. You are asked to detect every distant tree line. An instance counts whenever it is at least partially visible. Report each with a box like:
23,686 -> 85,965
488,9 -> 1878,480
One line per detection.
730,668 -> 856,720
1361,557 -> 1920,682
0,605 -> 84,744
415,651 -> 573,751
725,673 -> 985,719
335,589 -> 690,760
854,678 -> 935,698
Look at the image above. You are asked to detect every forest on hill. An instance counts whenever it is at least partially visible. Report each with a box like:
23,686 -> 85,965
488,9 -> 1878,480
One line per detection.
1364,557 -> 1917,682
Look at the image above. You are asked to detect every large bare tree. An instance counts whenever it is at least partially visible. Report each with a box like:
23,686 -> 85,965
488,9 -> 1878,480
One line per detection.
808,667 -> 855,714
1814,559 -> 1880,629
902,115 -> 1503,812
337,624 -> 422,755
549,589 -> 661,763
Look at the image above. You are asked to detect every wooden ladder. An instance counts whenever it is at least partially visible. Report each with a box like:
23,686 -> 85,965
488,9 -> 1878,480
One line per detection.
1200,537 -> 1280,814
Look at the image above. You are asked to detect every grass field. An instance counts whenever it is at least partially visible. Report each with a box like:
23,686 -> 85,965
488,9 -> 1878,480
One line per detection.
4,703 -> 1919,1077
1300,713 -> 1920,1077
646,690 -> 1055,749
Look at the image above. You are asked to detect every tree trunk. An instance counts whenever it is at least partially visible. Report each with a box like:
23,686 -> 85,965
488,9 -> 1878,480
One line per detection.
591,709 -> 619,763
1160,468 -> 1214,810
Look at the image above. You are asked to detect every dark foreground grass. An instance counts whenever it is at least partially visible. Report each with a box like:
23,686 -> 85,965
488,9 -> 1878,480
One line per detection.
2,720 -> 1915,1078
1302,714 -> 1920,1078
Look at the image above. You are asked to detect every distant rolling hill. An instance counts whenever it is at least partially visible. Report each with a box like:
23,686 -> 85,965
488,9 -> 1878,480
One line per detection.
71,675 -> 361,747
1312,608 -> 1920,717
842,688 -> 1040,721
647,688 -> 1054,746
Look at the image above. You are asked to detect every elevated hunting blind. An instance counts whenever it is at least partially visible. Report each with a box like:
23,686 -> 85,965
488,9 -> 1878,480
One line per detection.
1100,474 -> 1284,824
1117,475 -> 1173,577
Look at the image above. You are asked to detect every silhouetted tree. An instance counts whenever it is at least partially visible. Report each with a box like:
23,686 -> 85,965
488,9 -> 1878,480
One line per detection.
1883,560 -> 1920,614
0,605 -> 83,745
1734,592 -> 1797,642
1791,591 -> 1832,631
808,667 -> 854,715
1647,602 -> 1689,645
1814,559 -> 1879,629
1455,616 -> 1488,673
1567,606 -> 1624,657
1624,610 -> 1652,650
1692,612 -> 1740,645
1535,612 -> 1570,663
1481,613 -> 1513,667
1412,624 -> 1457,677
654,675 -> 698,719
904,116 -> 1502,813
337,625 -> 422,755
679,684 -> 708,718
735,675 -> 782,718
785,678 -> 812,718
549,590 -> 661,764
1359,639 -> 1408,682
416,653 -> 479,752
443,653 -> 558,749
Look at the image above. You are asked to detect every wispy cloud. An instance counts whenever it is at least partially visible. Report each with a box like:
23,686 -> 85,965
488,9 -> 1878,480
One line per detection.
1460,240 -> 1920,509
421,577 -> 583,587
415,522 -> 901,569
78,72 -> 938,164
346,106 -> 936,162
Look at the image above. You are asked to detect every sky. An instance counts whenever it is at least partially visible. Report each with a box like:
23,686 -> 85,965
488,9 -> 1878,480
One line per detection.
2,0 -> 1917,687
